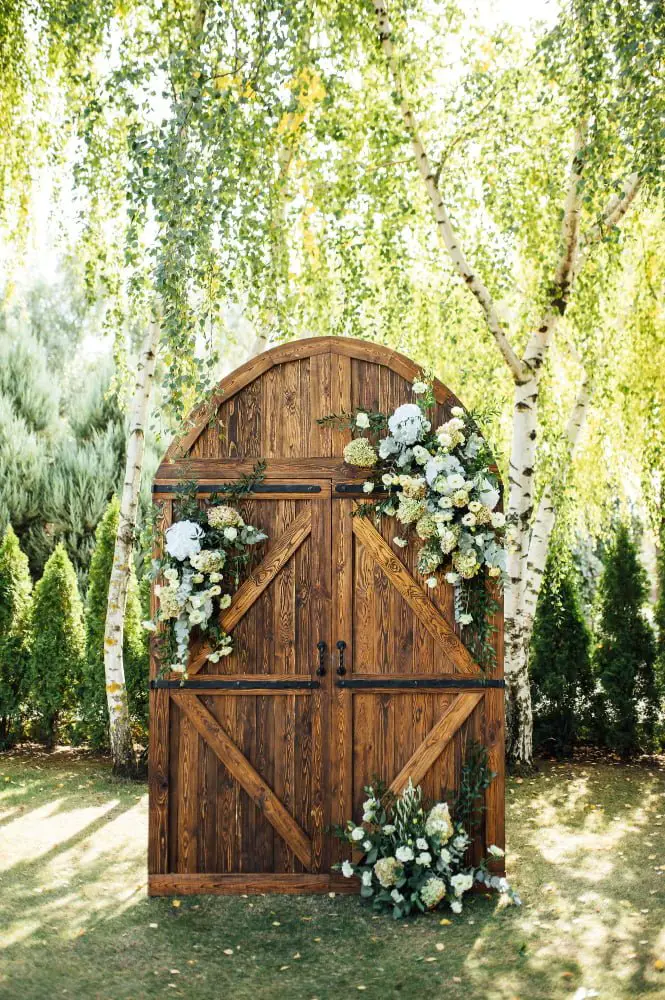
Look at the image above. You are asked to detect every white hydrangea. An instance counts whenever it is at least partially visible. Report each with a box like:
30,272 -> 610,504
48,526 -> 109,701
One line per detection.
387,403 -> 430,446
425,802 -> 454,841
350,827 -> 365,841
378,436 -> 399,459
344,437 -> 378,468
420,877 -> 447,909
165,520 -> 204,562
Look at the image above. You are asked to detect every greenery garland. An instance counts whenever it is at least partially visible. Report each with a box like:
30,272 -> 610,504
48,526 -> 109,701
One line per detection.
319,377 -> 505,670
147,462 -> 268,676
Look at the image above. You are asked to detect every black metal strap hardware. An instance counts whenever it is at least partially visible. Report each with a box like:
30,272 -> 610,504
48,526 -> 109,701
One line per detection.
335,677 -> 505,690
336,640 -> 347,676
153,483 -> 321,495
150,678 -> 320,691
316,641 -> 326,677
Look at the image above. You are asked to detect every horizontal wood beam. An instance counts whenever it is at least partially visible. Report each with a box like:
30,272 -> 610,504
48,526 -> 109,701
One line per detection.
155,459 -> 368,483
173,693 -> 313,868
148,873 -> 359,896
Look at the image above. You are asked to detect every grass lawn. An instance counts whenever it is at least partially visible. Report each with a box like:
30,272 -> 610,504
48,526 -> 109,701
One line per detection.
1,749 -> 664,1000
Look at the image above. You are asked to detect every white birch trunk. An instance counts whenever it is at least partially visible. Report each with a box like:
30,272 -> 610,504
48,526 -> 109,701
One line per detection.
104,323 -> 159,775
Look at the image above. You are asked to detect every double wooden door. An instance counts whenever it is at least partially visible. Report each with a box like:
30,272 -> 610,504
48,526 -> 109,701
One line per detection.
148,482 -> 503,895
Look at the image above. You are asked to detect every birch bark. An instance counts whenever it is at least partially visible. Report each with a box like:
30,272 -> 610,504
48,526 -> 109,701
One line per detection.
104,322 -> 159,775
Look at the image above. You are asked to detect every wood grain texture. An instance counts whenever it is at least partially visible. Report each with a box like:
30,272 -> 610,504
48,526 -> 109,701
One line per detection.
187,506 -> 312,674
148,873 -> 359,896
352,516 -> 481,675
172,692 -> 313,869
148,499 -> 172,875
389,692 -> 483,795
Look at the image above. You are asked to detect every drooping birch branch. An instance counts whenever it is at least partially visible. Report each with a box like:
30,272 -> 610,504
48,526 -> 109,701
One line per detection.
521,121 -> 587,375
370,0 -> 524,382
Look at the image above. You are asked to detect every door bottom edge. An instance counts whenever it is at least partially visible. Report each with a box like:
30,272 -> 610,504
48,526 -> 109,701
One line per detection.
148,873 -> 359,896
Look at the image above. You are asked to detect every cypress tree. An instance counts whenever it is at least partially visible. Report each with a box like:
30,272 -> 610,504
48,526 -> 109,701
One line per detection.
0,525 -> 32,747
531,549 -> 593,756
28,544 -> 85,747
81,497 -> 148,749
593,523 -> 658,757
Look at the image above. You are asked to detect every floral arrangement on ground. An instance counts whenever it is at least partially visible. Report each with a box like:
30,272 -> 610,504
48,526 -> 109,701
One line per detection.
335,769 -> 519,920
146,465 -> 268,675
320,377 -> 507,669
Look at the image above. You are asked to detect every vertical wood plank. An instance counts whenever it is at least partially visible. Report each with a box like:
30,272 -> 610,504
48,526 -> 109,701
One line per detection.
330,498 -> 353,860
149,499 -> 171,875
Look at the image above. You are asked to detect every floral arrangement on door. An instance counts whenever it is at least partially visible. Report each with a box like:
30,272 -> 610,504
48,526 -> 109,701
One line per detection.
320,376 -> 507,669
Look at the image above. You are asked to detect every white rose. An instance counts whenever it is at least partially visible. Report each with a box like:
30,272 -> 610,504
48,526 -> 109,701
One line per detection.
363,840 -> 372,851
223,526 -> 238,542
491,511 -> 506,528
416,838 -> 428,850
341,860 -> 354,878
395,845 -> 414,863
362,481 -> 374,493
445,571 -> 460,585
416,852 -> 432,867
220,594 -> 232,609
350,827 -> 365,842
355,411 -> 370,429
383,824 -> 396,834
450,872 -> 474,897
412,379 -> 429,395
450,900 -> 462,914
450,406 -> 464,417
165,520 -> 204,562
439,848 -> 451,865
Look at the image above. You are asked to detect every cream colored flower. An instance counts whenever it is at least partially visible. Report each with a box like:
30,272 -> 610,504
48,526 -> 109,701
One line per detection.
344,437 -> 378,468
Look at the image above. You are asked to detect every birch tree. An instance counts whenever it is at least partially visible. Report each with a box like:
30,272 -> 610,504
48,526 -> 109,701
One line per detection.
361,0 -> 662,763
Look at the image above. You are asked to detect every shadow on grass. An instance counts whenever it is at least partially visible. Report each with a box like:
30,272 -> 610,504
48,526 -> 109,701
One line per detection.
0,750 -> 663,1000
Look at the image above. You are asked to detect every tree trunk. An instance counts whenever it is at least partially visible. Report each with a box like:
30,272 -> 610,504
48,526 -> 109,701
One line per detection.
104,322 -> 159,777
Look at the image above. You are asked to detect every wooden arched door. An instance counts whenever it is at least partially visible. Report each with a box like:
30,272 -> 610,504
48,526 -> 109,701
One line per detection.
148,338 -> 504,896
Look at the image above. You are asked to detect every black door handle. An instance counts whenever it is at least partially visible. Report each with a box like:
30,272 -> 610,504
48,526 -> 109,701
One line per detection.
316,641 -> 326,677
336,640 -> 347,676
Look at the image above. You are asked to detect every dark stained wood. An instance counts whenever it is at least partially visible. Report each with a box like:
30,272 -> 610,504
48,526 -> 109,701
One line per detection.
389,693 -> 483,795
149,336 -> 505,894
173,692 -> 313,868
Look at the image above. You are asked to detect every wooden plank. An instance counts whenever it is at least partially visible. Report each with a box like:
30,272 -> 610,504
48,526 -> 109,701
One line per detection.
148,873 -> 359,896
389,692 -> 483,795
330,498 -> 353,862
187,507 -> 311,674
148,499 -> 171,875
155,459 -> 368,482
177,712 -> 199,872
172,692 -> 312,869
352,516 -> 481,675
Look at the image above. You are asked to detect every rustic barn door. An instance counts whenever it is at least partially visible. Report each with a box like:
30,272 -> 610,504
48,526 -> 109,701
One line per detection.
329,496 -> 504,868
150,484 -> 337,893
149,336 -> 505,895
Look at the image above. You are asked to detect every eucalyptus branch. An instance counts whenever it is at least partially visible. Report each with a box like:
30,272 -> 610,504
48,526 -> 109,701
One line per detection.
371,0 -> 524,383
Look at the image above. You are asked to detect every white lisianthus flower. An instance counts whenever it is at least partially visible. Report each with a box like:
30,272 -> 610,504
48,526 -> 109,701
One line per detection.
388,403 -> 430,446
445,571 -> 460,585
223,526 -> 238,542
453,833 -> 470,852
382,824 -> 396,835
487,844 -> 505,858
192,573 -> 204,584
341,860 -> 354,878
350,827 -> 365,842
416,852 -> 432,867
362,481 -> 374,494
382,473 -> 396,486
439,847 -> 451,865
361,870 -> 373,887
491,511 -> 506,528
165,520 -> 204,562
447,473 -> 466,491
219,594 -> 232,609
426,577 -> 438,589
458,613 -> 473,626
412,379 -> 429,395
450,872 -> 474,897
378,436 -> 399,459
416,838 -> 428,851
462,513 -> 476,527
450,900 -> 462,914
355,411 -> 370,429
395,845 -> 414,863
363,840 -> 372,852
450,406 -> 464,417
393,537 -> 408,548
412,444 -> 431,465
